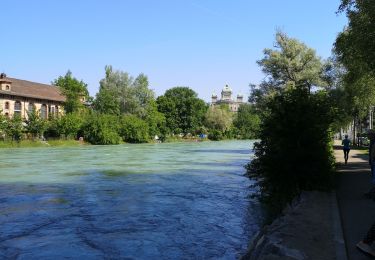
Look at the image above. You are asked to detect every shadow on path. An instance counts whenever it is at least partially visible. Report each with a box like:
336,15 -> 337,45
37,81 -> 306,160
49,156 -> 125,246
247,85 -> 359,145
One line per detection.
336,149 -> 375,259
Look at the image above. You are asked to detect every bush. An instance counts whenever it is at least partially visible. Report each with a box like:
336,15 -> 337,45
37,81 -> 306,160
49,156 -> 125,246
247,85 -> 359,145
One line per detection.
247,88 -> 335,218
208,129 -> 224,141
6,115 -> 24,141
58,112 -> 84,139
120,115 -> 149,143
82,113 -> 121,145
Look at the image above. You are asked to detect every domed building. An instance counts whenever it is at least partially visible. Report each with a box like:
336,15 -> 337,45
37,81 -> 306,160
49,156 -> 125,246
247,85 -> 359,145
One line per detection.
211,84 -> 244,112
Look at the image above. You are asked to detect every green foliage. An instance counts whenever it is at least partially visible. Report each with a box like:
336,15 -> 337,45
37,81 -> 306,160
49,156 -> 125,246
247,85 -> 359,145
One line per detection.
248,88 -> 335,217
6,115 -> 24,141
208,129 -> 224,141
248,32 -> 335,218
233,104 -> 260,139
250,31 -> 329,110
53,71 -> 89,114
119,115 -> 149,143
144,100 -> 166,138
93,87 -> 121,115
204,106 -> 233,132
57,112 -> 84,139
334,1 -> 375,138
0,113 -> 7,138
157,87 -> 207,134
25,111 -> 47,139
336,0 -> 375,72
82,113 -> 121,145
95,66 -> 155,117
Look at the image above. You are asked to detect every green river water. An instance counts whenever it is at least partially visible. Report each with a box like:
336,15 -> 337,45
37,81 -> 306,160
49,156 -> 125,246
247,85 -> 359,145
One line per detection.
0,140 -> 261,259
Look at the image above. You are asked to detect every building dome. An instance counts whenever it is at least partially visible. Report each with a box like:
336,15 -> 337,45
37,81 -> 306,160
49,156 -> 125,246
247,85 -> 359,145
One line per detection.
222,84 -> 232,93
212,92 -> 217,97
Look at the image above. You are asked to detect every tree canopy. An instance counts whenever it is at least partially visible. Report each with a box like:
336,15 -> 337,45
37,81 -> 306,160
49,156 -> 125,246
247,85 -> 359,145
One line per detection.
52,71 -> 88,114
95,66 -> 155,117
156,87 -> 207,135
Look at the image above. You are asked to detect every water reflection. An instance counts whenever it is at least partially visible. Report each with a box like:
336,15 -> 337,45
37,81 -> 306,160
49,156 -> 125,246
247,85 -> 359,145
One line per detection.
0,140 -> 261,259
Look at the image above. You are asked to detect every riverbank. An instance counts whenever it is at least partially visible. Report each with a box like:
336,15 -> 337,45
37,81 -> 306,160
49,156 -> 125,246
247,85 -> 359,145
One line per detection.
243,142 -> 350,260
0,139 -> 86,148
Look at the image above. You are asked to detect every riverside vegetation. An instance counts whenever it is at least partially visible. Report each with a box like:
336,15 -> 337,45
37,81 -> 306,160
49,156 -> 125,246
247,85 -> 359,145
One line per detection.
248,0 -> 375,220
0,66 -> 260,147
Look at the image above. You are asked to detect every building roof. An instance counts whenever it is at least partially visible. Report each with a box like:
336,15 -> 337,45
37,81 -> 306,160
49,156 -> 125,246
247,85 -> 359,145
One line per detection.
0,77 -> 65,102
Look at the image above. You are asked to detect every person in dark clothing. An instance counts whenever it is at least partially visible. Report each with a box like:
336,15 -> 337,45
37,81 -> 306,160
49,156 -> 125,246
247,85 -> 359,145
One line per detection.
342,135 -> 351,164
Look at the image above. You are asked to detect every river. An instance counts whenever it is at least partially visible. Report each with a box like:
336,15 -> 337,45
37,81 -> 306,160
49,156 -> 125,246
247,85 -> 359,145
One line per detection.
0,140 -> 261,259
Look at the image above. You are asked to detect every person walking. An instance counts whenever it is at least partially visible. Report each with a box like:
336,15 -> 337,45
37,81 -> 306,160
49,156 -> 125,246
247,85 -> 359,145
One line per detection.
342,135 -> 351,165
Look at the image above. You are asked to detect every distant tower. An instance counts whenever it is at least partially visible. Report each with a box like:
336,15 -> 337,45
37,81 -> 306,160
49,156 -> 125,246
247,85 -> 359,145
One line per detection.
237,93 -> 244,103
211,93 -> 218,104
221,84 -> 232,101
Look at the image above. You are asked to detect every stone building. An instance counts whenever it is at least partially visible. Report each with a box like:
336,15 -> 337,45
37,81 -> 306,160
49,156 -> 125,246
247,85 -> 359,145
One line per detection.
211,84 -> 244,112
0,73 -> 65,119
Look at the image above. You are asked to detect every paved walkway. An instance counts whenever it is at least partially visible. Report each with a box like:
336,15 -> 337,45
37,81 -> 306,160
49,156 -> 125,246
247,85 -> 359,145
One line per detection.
335,142 -> 375,259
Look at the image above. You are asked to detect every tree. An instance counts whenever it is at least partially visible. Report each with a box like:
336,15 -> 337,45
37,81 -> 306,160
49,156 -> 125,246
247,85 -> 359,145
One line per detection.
25,111 -> 47,139
57,112 -> 84,139
251,31 -> 328,109
248,32 -> 335,218
0,113 -> 7,139
131,73 -> 155,118
248,88 -> 335,218
156,87 -> 207,134
205,105 -> 233,132
95,66 -> 156,117
144,100 -> 166,138
336,0 -> 375,72
6,115 -> 24,141
53,71 -> 89,113
233,104 -> 260,139
119,115 -> 149,143
93,86 -> 121,115
82,113 -> 121,145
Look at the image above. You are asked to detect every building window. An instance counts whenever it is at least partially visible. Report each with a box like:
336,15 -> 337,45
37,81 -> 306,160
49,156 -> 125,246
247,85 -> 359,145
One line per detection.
28,103 -> 35,114
14,101 -> 21,115
5,112 -> 9,118
5,85 -> 10,90
55,106 -> 59,116
4,102 -> 9,110
41,104 -> 47,119
51,106 -> 55,115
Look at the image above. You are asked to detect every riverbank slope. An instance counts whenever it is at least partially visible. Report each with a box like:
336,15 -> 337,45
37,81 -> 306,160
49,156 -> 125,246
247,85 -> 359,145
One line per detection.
243,142 -> 352,259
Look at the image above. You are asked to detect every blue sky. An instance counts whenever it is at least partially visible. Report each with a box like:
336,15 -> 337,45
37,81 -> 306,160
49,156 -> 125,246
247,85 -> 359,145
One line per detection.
2,0 -> 347,102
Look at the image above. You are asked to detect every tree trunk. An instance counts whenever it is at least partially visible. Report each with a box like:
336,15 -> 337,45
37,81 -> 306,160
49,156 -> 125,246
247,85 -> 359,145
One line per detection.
353,117 -> 356,146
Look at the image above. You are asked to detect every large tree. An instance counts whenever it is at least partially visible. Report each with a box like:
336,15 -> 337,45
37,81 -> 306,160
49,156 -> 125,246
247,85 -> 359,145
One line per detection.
248,32 -> 335,218
157,87 -> 207,134
95,66 -> 155,117
334,1 -> 375,141
251,31 -> 328,109
232,104 -> 260,139
204,105 -> 233,133
336,0 -> 375,72
53,71 -> 88,114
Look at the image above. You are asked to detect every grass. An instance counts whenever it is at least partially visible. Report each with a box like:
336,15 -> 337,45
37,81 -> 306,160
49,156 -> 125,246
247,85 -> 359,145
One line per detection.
0,139 -> 87,148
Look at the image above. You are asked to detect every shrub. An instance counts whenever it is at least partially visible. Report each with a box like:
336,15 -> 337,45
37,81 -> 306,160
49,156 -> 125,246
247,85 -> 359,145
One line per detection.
247,88 -> 335,218
208,129 -> 224,141
83,113 -> 121,145
120,115 -> 149,143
